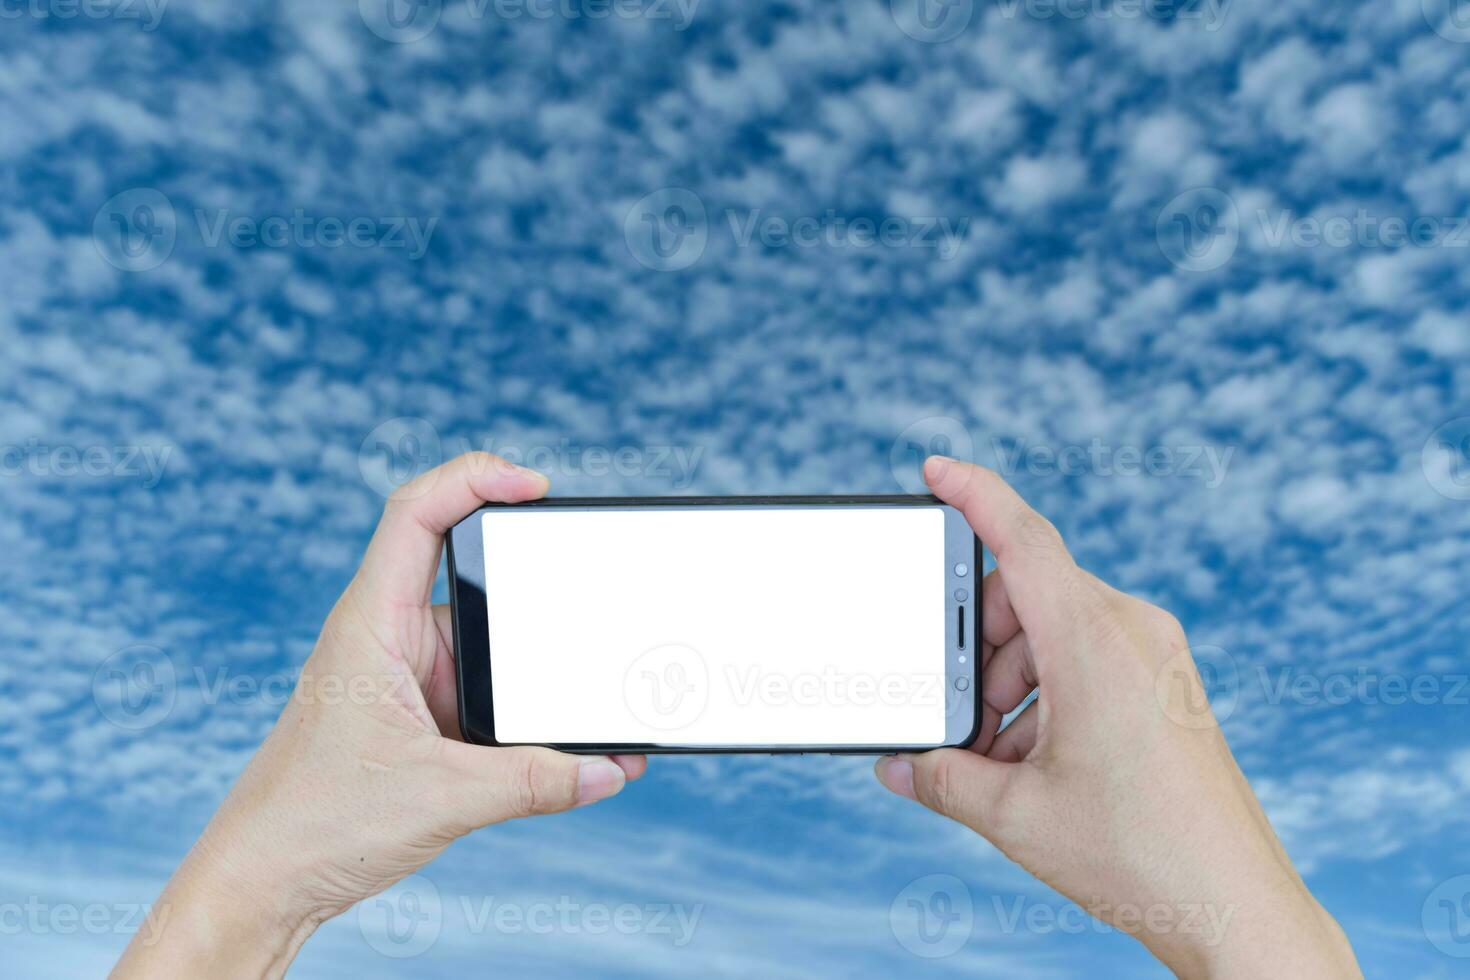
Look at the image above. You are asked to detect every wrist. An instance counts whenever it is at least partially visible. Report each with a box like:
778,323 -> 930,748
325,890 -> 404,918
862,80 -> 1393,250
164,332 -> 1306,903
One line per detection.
1149,879 -> 1357,980
112,824 -> 323,979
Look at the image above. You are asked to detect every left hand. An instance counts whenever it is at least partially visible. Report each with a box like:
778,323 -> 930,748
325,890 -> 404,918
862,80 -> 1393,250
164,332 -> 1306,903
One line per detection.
113,453 -> 646,978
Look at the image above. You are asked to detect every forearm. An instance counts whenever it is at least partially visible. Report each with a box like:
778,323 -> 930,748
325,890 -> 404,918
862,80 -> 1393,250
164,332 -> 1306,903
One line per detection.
1146,878 -> 1359,980
111,831 -> 319,979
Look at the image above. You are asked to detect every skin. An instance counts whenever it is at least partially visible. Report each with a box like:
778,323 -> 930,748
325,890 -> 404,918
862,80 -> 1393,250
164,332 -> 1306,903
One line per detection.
115,451 -> 1360,977
874,456 -> 1361,978
113,453 -> 645,978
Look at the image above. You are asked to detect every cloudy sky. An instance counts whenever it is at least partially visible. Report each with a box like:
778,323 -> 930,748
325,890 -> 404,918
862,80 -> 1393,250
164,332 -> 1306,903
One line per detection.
2,0 -> 1469,975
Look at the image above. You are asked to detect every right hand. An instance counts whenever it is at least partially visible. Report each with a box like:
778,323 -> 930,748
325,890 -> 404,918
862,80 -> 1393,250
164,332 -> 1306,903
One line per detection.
875,457 -> 1360,978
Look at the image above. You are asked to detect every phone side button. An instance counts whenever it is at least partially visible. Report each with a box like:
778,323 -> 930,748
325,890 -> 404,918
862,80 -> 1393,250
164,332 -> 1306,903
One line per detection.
954,676 -> 970,691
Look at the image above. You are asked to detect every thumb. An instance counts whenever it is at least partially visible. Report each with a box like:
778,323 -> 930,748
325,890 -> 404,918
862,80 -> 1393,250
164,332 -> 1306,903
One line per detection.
443,744 -> 627,825
876,750 -> 1019,838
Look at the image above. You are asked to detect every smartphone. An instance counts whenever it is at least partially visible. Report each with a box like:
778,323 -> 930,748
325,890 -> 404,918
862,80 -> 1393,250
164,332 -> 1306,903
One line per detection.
447,495 -> 980,754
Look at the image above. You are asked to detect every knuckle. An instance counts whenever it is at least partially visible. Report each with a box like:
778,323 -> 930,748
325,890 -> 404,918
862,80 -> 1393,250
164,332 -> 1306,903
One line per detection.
509,751 -> 575,816
1144,605 -> 1186,643
1015,512 -> 1064,556
918,753 -> 962,817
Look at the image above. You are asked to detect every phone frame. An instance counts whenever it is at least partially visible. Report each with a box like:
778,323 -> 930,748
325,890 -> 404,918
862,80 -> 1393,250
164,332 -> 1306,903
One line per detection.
448,495 -> 981,755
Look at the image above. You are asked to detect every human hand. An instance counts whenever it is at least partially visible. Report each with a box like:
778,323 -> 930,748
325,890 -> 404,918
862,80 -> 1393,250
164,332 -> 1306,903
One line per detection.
113,453 -> 645,979
875,457 -> 1359,978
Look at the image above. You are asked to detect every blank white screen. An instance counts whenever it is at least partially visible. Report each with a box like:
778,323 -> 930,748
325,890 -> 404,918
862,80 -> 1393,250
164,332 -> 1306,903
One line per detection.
483,507 -> 947,746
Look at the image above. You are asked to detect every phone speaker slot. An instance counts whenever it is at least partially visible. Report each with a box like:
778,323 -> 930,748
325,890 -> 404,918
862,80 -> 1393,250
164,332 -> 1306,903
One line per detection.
958,606 -> 966,650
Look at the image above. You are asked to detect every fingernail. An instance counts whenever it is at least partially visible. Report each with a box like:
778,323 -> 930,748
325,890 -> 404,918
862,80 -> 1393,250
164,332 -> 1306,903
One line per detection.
577,757 -> 625,806
876,756 -> 916,801
923,455 -> 955,484
511,461 -> 547,482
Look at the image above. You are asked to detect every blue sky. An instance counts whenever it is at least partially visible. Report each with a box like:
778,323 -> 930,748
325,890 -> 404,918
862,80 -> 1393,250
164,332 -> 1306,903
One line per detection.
2,0 -> 1469,975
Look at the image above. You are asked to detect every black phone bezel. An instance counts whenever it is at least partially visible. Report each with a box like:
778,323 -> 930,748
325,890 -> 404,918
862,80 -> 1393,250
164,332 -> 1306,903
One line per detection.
448,494 -> 981,755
